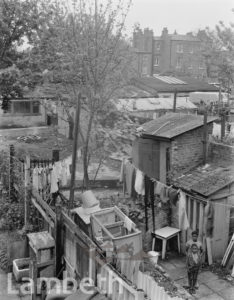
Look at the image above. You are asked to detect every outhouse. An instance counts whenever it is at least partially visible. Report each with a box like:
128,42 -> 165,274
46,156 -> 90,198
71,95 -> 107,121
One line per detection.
27,231 -> 55,299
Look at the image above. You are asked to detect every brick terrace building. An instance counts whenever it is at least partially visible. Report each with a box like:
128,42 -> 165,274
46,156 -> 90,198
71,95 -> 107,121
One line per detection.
133,27 -> 206,78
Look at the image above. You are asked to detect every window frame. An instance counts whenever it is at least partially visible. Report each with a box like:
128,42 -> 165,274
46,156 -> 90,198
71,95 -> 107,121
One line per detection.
154,56 -> 160,66
10,100 -> 41,115
176,44 -> 183,53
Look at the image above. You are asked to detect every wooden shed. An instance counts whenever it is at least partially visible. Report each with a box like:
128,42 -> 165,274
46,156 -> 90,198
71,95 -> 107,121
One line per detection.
173,162 -> 234,260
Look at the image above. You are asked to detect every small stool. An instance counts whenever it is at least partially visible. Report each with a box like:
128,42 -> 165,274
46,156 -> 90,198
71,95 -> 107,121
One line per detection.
152,226 -> 181,259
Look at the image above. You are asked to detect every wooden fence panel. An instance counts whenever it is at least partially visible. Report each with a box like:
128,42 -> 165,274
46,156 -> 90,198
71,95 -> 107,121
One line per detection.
138,271 -> 183,300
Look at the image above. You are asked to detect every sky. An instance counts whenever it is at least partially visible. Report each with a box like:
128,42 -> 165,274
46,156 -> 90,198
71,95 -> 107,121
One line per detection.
124,0 -> 234,36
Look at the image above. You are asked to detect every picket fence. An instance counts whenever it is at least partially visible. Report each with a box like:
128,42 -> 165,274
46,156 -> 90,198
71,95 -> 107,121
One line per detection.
137,271 -> 183,300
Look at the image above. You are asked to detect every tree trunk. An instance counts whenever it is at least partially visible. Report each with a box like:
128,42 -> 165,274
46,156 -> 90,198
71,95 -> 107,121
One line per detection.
83,111 -> 94,188
68,120 -> 74,140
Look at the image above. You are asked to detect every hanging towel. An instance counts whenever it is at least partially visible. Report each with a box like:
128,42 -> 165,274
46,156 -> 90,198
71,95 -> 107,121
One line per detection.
168,187 -> 179,206
134,169 -> 145,195
160,186 -> 169,203
50,165 -> 59,193
125,161 -> 135,196
154,181 -> 164,195
38,167 -> 43,190
32,167 -> 39,191
178,190 -> 190,230
204,201 -> 214,237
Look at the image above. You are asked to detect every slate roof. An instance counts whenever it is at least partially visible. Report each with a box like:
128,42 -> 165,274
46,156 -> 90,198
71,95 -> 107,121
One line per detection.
141,113 -> 217,139
133,76 -> 219,93
173,163 -> 234,197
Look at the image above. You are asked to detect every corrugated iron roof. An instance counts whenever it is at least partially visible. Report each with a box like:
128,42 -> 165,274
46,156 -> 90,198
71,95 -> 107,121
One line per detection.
173,163 -> 234,197
141,113 -> 217,139
133,76 -> 219,93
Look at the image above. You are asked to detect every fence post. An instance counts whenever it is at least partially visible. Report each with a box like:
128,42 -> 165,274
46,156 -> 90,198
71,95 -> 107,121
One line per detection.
9,144 -> 15,201
55,196 -> 63,276
24,155 -> 31,229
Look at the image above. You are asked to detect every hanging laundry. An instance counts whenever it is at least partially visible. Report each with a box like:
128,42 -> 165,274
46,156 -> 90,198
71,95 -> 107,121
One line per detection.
160,185 -> 169,203
134,169 -> 145,195
45,166 -> 50,185
55,161 -> 62,181
61,161 -> 68,186
41,168 -> 47,189
32,167 -> 39,191
124,161 -> 135,196
204,201 -> 214,237
38,167 -> 43,191
178,190 -> 190,230
154,181 -> 164,195
50,164 -> 59,193
168,187 -> 179,206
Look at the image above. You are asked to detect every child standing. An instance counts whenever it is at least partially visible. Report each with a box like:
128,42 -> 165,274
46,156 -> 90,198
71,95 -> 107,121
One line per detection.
186,244 -> 201,294
186,230 -> 203,256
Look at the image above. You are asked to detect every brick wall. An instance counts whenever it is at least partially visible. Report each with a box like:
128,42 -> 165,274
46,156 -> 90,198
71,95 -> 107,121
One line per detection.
171,123 -> 213,178
209,141 -> 234,163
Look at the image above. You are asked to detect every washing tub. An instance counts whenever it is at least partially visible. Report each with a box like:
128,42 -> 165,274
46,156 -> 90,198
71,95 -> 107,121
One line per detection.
13,257 -> 30,282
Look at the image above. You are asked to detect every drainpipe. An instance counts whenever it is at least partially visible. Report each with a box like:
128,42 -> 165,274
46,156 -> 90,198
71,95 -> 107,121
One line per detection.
203,109 -> 208,165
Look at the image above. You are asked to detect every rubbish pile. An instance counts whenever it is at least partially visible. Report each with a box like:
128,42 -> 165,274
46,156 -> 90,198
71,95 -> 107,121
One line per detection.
17,135 -> 42,143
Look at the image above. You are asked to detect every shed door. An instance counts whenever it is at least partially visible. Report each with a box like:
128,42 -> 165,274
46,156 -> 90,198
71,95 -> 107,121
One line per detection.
212,198 -> 230,259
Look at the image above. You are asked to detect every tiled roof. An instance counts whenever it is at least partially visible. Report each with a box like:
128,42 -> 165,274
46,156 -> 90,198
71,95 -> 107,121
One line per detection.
141,113 -> 217,139
133,76 -> 219,93
173,163 -> 234,197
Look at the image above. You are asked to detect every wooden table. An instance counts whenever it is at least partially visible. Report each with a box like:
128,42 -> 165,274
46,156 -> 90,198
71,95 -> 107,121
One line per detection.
152,226 -> 181,259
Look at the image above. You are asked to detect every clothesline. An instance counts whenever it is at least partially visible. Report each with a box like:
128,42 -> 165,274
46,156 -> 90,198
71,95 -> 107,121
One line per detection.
120,158 -> 178,204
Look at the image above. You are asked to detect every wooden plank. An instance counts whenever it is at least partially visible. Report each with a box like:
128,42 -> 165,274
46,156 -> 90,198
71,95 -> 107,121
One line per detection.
192,199 -> 197,231
62,210 -> 96,248
198,203 -> 204,240
222,233 -> 234,266
37,259 -> 54,269
187,197 -> 191,241
206,237 -> 213,265
31,198 -> 55,228
32,190 -> 56,220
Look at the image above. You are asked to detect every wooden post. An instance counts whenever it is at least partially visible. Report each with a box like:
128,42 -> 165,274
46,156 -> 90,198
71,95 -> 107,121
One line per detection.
24,155 -> 31,229
144,176 -> 148,232
55,197 -> 63,276
69,93 -> 81,212
9,144 -> 14,201
30,257 -> 37,300
173,90 -> 177,112
203,110 -> 208,165
221,112 -> 226,141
